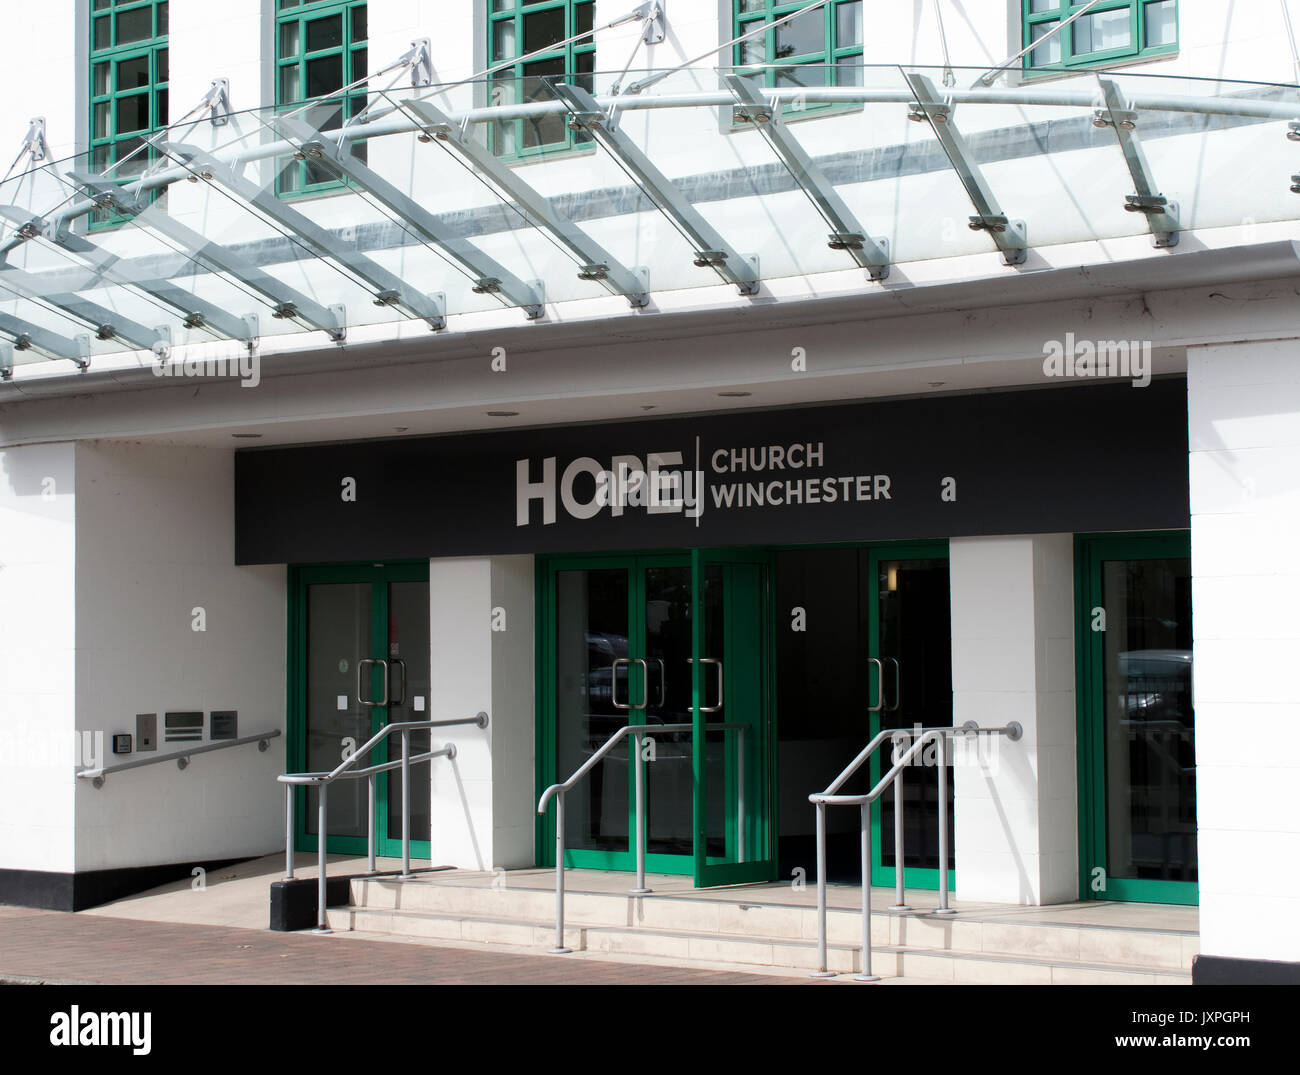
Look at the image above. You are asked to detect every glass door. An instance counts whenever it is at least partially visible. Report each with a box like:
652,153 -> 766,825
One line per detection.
692,549 -> 775,886
867,545 -> 953,890
1077,533 -> 1196,904
289,563 -> 431,860
540,551 -> 775,884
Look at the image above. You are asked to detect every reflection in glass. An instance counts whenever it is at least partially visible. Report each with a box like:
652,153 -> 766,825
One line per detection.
1075,9 -> 1132,54
556,569 -> 630,853
304,583 -> 371,839
386,581 -> 432,844
1101,558 -> 1195,883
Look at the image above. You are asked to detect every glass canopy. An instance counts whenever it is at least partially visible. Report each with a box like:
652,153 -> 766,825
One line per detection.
1,63 -> 1298,374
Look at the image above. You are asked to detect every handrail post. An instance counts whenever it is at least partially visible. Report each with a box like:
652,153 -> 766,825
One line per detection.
812,802 -> 834,978
551,792 -> 572,953
890,734 -> 910,911
400,728 -> 413,879
285,783 -> 295,880
855,801 -> 879,981
313,782 -> 331,934
935,730 -> 955,914
631,728 -> 650,895
367,771 -> 377,874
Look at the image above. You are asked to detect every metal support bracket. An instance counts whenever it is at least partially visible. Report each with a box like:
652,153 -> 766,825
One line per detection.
152,324 -> 172,362
1097,79 -> 1180,248
20,117 -> 50,164
74,334 -> 92,370
0,342 -> 12,381
201,79 -> 233,127
905,73 -> 1028,266
726,75 -> 890,280
553,83 -> 760,296
403,97 -> 652,308
401,39 -> 434,88
634,1 -> 666,44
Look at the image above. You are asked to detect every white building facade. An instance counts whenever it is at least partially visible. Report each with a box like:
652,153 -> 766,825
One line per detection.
0,0 -> 1297,983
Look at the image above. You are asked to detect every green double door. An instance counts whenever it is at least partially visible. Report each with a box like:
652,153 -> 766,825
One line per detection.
289,563 -> 432,859
539,550 -> 773,885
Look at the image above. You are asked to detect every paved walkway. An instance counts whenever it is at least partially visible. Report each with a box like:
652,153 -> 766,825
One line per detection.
0,907 -> 809,986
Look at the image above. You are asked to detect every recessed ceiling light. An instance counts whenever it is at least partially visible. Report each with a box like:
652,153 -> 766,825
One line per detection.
394,427 -> 409,433
231,433 -> 263,439
640,405 -> 656,411
487,411 -> 519,418
929,382 -> 946,388
718,391 -> 752,398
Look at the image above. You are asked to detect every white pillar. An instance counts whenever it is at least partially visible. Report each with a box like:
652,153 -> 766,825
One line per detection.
949,535 -> 1077,905
428,555 -> 535,871
1189,338 -> 1300,966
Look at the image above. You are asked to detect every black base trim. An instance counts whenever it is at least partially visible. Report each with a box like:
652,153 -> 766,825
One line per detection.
0,859 -> 252,912
269,876 -> 354,932
1193,954 -> 1300,985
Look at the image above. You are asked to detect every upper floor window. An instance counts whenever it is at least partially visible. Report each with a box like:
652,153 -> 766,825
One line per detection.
276,0 -> 368,196
488,0 -> 595,159
1024,1 -> 1177,72
90,0 -> 169,222
733,0 -> 865,90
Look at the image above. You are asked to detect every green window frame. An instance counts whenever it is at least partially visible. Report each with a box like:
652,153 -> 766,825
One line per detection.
732,0 -> 865,92
275,0 -> 368,198
1023,0 -> 1178,73
89,0 -> 170,227
487,0 -> 595,160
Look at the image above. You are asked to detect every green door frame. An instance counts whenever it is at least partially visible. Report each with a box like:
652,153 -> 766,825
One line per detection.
866,540 -> 954,891
536,549 -> 778,884
287,561 -> 431,861
1075,531 -> 1197,905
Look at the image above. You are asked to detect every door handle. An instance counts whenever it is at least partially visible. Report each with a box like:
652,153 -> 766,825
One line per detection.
633,658 -> 650,709
884,657 -> 901,713
866,657 -> 885,714
652,658 -> 666,708
611,658 -> 632,710
389,658 -> 408,708
357,658 -> 390,708
689,658 -> 724,714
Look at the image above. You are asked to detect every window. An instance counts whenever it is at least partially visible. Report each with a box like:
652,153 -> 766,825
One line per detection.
487,0 -> 595,159
275,0 -> 368,196
1024,1 -> 1177,72
733,0 -> 864,91
89,1 -> 169,223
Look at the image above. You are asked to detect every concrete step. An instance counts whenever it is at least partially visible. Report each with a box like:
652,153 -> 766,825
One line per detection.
325,904 -> 1192,984
346,876 -> 1197,972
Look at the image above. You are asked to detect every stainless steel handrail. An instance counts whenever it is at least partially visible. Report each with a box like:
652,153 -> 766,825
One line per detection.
277,712 -> 488,934
76,729 -> 282,788
537,719 -> 749,953
807,721 -> 1022,981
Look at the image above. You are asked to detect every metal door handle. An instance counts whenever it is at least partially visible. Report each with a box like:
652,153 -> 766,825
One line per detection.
633,658 -> 650,709
357,659 -> 390,708
611,658 -> 632,710
866,657 -> 885,714
690,658 -> 724,713
652,658 -> 666,708
389,658 -> 408,708
884,657 -> 901,713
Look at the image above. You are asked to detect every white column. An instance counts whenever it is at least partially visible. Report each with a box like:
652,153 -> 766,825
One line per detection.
0,444 -> 78,878
949,534 -> 1077,905
1189,339 -> 1300,965
428,555 -> 535,871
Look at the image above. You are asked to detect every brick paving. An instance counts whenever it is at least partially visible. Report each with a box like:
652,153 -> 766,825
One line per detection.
0,908 -> 812,985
